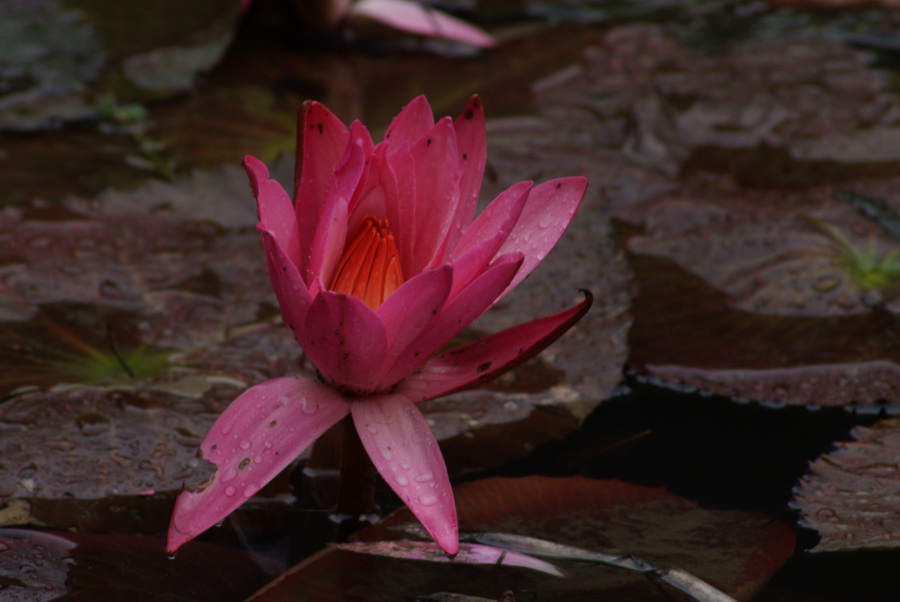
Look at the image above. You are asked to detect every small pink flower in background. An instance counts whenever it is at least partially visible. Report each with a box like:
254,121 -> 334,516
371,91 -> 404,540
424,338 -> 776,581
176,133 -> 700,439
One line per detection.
167,95 -> 590,556
244,0 -> 495,47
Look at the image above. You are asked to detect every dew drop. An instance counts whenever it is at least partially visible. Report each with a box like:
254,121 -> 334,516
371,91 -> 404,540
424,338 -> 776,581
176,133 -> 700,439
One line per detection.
239,439 -> 252,450
419,493 -> 437,506
414,471 -> 434,483
167,553 -> 177,561
220,467 -> 238,483
244,483 -> 259,497
381,447 -> 393,461
301,399 -> 318,415
221,424 -> 233,435
225,486 -> 236,496
396,475 -> 409,487
400,462 -> 410,470
366,425 -> 378,434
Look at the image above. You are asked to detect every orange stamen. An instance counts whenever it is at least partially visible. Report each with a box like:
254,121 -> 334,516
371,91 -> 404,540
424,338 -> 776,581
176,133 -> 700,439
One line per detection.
330,216 -> 405,310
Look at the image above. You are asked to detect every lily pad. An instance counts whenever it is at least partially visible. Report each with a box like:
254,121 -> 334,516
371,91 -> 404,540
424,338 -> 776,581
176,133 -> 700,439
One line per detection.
530,25 -> 900,185
0,386 -> 228,532
251,476 -> 795,600
0,0 -> 241,131
793,418 -> 900,552
0,527 -> 269,601
617,176 -> 900,406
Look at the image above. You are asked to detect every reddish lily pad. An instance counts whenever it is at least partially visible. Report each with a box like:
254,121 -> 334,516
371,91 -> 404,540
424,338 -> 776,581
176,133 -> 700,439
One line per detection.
0,528 -> 269,601
251,476 -> 795,600
794,419 -> 900,552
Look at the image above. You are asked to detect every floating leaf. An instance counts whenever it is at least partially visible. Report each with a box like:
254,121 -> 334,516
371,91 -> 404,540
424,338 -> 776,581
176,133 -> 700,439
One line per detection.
253,476 -> 794,600
334,540 -> 564,577
0,528 -> 269,600
794,419 -> 900,552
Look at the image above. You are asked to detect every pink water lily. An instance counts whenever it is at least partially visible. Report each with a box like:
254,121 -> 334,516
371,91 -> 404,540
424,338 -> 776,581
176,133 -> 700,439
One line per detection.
167,95 -> 590,556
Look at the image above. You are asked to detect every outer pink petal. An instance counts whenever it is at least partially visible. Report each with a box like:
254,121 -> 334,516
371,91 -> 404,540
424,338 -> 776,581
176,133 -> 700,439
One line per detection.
258,229 -> 312,345
351,394 -> 458,555
403,117 -> 462,274
448,180 -> 531,298
382,95 -> 435,147
446,95 -> 488,254
301,289 -> 389,394
305,139 -> 367,287
380,253 -> 522,387
375,265 -> 453,387
399,291 -> 593,402
349,0 -> 495,48
295,101 -> 351,271
244,155 -> 300,266
493,176 -> 588,303
167,377 -> 351,554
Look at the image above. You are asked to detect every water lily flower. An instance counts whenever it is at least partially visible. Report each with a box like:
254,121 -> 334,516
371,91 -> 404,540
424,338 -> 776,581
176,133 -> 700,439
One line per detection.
167,95 -> 590,556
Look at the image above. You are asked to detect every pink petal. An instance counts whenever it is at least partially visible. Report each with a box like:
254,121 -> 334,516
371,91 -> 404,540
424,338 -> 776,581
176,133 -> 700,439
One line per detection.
295,101 -> 351,273
167,377 -> 351,554
352,394 -> 458,555
305,139 -> 367,286
380,145 -> 417,275
349,0 -> 495,48
382,95 -> 435,147
446,95 -> 488,253
258,229 -> 312,344
493,176 -> 588,303
244,155 -> 300,266
400,117 -> 462,274
301,289 -> 389,394
399,291 -> 593,402
380,253 -> 522,387
448,180 -> 532,298
376,265 -> 453,387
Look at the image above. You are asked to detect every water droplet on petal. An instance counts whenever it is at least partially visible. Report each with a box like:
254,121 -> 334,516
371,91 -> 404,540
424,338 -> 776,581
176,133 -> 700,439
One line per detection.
396,475 -> 409,487
301,398 -> 318,415
415,471 -> 434,483
167,553 -> 177,560
381,447 -> 393,460
220,467 -> 238,483
221,424 -> 233,435
239,440 -> 252,450
225,486 -> 236,496
418,493 -> 437,506
243,483 -> 259,497
366,425 -> 378,434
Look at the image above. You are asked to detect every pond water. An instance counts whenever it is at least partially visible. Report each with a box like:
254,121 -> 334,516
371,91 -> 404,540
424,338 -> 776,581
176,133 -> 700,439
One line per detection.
2,1 -> 900,600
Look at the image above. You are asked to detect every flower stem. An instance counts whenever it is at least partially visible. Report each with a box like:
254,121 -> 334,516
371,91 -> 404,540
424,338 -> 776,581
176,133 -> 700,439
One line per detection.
335,414 -> 376,537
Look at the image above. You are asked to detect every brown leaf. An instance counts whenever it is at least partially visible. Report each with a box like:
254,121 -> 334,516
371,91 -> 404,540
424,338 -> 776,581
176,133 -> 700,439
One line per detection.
794,418 -> 900,552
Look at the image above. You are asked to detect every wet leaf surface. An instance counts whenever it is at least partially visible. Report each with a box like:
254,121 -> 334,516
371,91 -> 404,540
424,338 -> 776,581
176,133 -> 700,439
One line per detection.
0,528 -> 269,601
254,476 -> 794,601
794,418 -> 900,552
0,0 -> 241,131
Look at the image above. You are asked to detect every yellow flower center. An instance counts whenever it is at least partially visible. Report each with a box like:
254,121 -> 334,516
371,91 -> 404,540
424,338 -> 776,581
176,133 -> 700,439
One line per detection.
330,216 -> 404,310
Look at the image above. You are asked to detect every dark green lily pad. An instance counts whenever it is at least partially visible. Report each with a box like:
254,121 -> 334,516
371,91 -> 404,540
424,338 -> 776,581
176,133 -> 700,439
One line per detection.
794,418 -> 900,552
252,476 -> 795,601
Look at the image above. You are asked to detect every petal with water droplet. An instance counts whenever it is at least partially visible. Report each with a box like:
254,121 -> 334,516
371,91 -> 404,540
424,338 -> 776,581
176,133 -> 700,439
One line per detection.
167,377 -> 351,554
351,394 -> 457,556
